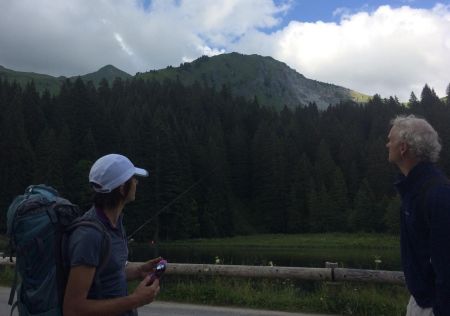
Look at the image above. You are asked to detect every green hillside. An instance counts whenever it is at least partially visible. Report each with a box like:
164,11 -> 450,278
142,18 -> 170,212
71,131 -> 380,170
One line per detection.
71,64 -> 131,86
0,64 -> 131,94
137,52 -> 370,109
0,65 -> 62,94
1,54 -> 369,108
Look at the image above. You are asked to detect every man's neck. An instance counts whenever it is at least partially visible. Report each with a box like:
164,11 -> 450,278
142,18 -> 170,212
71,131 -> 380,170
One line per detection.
398,158 -> 420,176
103,203 -> 125,227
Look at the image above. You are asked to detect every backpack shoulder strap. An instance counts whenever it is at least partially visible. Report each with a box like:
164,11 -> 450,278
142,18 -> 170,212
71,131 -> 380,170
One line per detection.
418,176 -> 450,225
63,219 -> 112,299
66,219 -> 112,270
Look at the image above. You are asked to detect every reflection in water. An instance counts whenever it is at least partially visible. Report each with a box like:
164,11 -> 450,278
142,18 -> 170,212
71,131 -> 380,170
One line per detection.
129,244 -> 401,270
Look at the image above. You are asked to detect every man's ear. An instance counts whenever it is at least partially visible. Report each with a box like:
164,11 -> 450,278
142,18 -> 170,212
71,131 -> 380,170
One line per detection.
119,184 -> 126,197
400,142 -> 409,157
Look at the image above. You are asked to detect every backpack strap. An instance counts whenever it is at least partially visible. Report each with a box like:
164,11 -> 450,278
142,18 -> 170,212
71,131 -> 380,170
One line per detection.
8,265 -> 18,306
417,176 -> 450,225
9,301 -> 18,316
62,219 -> 112,300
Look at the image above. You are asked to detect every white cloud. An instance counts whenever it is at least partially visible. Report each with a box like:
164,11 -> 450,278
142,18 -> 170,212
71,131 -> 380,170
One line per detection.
0,0 -> 448,101
236,4 -> 450,100
114,33 -> 134,56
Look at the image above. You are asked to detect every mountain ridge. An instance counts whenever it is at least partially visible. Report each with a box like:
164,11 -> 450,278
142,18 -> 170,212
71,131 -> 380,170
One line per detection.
0,53 -> 369,109
137,53 -> 369,109
0,64 -> 131,94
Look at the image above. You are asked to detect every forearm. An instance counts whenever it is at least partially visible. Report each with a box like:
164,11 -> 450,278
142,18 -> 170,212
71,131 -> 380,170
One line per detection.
126,261 -> 143,280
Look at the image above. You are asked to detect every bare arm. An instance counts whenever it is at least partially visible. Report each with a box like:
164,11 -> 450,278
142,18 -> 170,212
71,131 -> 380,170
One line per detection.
63,265 -> 159,316
126,257 -> 162,281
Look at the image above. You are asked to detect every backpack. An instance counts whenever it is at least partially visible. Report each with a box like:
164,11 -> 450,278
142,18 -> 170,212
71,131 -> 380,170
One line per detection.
6,184 -> 111,316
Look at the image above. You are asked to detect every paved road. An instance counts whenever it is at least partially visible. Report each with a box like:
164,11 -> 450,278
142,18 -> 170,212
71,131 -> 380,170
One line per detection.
0,287 -> 335,316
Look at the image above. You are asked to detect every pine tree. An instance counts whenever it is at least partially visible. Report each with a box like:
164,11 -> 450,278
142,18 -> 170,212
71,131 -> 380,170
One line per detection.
33,128 -> 64,190
328,167 -> 349,231
251,117 -> 285,232
22,81 -> 47,146
384,195 -> 401,234
285,154 -> 312,233
348,179 -> 376,232
314,139 -> 336,190
0,91 -> 35,231
446,83 -> 450,105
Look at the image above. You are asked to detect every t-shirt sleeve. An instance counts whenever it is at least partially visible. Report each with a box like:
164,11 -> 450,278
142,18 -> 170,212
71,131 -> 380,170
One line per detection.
68,225 -> 103,267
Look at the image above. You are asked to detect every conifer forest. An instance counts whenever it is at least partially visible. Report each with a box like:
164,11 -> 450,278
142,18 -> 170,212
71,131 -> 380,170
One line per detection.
1,77 -> 450,241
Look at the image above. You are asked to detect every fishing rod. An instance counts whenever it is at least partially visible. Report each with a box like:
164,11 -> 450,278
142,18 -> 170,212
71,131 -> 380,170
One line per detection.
127,165 -> 220,242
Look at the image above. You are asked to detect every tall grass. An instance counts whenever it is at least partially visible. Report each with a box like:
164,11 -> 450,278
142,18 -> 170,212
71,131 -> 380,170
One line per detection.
152,275 -> 408,316
160,233 -> 399,250
0,266 -> 14,286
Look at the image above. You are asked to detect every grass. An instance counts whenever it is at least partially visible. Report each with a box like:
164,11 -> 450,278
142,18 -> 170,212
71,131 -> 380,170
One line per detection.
0,235 -> 8,249
160,233 -> 399,250
128,275 -> 408,316
0,267 -> 409,316
0,266 -> 14,286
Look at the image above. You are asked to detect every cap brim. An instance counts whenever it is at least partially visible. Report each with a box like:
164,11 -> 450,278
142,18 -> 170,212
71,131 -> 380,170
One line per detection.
134,167 -> 149,177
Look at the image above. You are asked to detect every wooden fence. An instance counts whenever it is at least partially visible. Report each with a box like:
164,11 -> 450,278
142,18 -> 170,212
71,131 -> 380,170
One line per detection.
0,257 -> 405,285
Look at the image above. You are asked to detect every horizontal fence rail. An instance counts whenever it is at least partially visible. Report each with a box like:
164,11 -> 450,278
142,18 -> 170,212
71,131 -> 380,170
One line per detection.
0,258 -> 405,285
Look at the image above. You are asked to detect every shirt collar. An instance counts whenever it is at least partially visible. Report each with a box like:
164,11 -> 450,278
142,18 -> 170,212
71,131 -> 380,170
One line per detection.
395,161 -> 434,194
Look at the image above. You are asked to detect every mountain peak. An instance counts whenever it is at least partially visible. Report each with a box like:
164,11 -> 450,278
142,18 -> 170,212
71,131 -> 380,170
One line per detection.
138,52 -> 369,109
75,65 -> 131,85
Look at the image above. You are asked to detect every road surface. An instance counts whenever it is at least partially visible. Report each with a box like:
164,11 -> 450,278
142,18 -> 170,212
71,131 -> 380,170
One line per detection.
0,286 -> 335,316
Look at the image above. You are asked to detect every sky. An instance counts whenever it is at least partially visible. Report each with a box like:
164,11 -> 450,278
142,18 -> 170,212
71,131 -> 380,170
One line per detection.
0,0 -> 449,101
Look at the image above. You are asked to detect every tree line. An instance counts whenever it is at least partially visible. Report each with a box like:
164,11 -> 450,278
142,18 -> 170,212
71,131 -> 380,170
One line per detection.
1,77 -> 450,241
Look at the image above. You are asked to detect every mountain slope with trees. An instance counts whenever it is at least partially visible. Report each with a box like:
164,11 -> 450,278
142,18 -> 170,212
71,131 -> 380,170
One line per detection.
137,52 -> 369,110
1,53 -> 368,109
1,76 -> 449,241
0,64 -> 131,94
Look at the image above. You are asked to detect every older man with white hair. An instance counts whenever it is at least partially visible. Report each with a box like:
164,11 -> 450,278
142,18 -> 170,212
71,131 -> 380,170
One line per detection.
387,115 -> 450,316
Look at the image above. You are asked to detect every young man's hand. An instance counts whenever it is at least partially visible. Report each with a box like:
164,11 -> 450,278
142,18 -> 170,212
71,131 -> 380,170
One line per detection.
138,257 -> 162,278
132,276 -> 160,306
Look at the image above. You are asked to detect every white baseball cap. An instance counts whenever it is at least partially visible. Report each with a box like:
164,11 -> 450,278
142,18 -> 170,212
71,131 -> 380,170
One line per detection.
89,154 -> 148,193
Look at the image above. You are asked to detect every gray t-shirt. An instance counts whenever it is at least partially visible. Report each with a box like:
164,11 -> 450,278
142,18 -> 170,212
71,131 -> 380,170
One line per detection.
67,207 -> 132,314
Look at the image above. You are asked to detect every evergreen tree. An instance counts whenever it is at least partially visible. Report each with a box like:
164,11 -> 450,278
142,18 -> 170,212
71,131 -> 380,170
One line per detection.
384,195 -> 401,234
348,179 -> 376,232
285,154 -> 312,233
0,92 -> 35,231
22,81 -> 47,146
251,117 -> 285,232
314,139 -> 336,190
33,128 -> 64,190
328,167 -> 349,231
446,83 -> 450,105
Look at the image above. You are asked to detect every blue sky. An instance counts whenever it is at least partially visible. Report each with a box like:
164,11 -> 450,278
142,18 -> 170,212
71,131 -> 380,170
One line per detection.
277,0 -> 439,23
0,0 -> 449,101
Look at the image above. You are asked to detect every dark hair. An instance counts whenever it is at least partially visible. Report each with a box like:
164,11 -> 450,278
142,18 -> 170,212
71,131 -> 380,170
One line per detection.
93,177 -> 133,210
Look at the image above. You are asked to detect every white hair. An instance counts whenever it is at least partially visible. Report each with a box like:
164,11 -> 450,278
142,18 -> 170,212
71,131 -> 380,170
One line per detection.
391,115 -> 441,162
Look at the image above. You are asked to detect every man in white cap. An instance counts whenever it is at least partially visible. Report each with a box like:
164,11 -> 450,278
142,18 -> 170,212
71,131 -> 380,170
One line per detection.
63,154 -> 161,316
